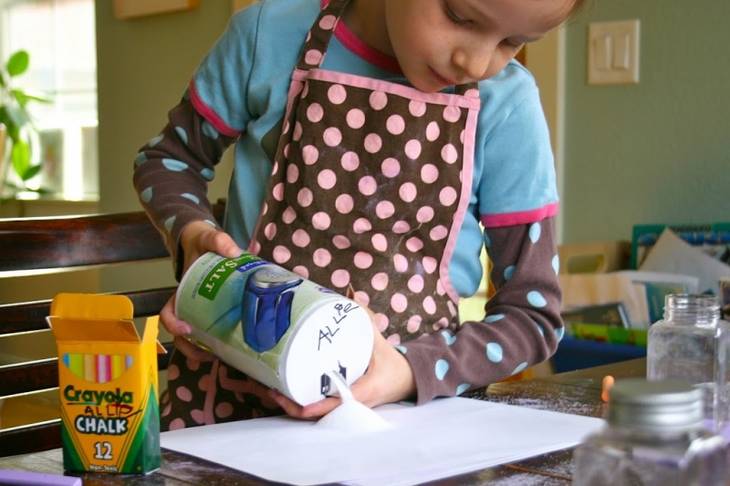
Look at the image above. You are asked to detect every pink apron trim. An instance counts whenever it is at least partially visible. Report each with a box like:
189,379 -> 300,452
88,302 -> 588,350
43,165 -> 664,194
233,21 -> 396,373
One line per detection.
439,105 -> 479,303
202,359 -> 219,425
480,202 -> 560,228
189,79 -> 241,138
294,69 -> 481,109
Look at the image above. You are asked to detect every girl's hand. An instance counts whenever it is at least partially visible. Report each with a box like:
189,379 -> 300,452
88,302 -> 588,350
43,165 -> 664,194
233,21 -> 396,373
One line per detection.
268,320 -> 416,420
159,220 -> 243,338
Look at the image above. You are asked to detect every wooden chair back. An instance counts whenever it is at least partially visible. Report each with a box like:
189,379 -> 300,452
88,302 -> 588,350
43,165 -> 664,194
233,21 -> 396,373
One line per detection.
0,199 -> 225,456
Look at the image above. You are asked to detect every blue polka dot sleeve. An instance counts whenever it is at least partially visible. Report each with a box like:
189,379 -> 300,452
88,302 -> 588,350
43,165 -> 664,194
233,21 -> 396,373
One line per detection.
133,95 -> 237,279
399,217 -> 563,404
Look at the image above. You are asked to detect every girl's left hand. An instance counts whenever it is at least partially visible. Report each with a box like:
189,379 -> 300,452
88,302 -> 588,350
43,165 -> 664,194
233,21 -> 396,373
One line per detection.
268,322 -> 416,419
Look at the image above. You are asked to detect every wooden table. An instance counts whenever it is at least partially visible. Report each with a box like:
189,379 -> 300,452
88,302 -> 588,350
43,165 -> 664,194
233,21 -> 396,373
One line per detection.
0,359 -> 646,485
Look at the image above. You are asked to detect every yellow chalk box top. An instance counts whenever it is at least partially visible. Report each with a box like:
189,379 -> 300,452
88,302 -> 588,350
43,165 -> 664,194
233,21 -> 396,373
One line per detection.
47,293 -> 164,474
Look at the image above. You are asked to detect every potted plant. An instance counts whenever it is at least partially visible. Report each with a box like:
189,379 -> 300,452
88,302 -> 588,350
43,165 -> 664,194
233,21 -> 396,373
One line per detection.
0,49 -> 50,196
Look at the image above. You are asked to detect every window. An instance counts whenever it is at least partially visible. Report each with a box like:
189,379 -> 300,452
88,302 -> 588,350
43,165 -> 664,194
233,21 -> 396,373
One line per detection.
0,0 -> 97,199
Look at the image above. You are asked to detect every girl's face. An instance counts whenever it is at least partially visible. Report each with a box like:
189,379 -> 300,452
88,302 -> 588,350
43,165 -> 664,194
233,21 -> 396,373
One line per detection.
384,0 -> 576,92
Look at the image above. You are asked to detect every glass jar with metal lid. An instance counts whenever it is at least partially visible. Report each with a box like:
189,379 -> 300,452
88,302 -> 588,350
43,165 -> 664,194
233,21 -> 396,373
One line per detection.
572,379 -> 728,486
647,293 -> 730,435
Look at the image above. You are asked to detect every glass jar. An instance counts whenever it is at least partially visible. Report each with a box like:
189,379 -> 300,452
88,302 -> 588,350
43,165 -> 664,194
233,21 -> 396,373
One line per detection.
573,379 -> 728,486
647,294 -> 730,435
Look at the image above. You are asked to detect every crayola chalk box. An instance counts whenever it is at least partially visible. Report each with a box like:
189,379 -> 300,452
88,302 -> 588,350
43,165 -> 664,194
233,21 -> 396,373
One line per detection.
47,293 -> 164,474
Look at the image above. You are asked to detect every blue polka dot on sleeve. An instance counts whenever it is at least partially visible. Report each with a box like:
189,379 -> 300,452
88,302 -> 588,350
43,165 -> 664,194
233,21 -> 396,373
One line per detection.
162,159 -> 189,172
434,359 -> 449,380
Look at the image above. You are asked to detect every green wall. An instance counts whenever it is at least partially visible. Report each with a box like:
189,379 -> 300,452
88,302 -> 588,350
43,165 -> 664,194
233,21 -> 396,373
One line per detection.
95,1 -> 235,292
563,1 -> 730,243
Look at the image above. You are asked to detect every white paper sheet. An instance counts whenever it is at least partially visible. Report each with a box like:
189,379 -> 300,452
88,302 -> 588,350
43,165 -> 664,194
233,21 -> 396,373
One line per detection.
161,397 -> 604,486
640,228 -> 730,295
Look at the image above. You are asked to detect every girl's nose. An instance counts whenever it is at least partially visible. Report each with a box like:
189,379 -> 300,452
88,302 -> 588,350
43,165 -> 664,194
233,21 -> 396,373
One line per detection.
452,45 -> 493,82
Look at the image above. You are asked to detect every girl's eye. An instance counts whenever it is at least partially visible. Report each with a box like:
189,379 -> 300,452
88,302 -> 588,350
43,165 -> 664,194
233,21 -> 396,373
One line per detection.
444,1 -> 470,25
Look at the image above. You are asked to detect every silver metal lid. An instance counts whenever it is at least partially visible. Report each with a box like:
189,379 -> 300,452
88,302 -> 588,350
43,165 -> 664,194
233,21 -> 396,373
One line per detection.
250,265 -> 301,287
608,379 -> 703,433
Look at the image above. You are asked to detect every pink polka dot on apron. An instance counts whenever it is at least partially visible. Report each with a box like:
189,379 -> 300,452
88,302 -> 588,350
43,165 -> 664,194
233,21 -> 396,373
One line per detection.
392,220 -> 410,234
313,248 -> 332,267
354,251 -> 373,269
167,364 -> 180,380
317,168 -> 337,189
405,139 -> 422,160
426,121 -> 440,141
273,245 -> 291,263
185,358 -> 201,371
371,272 -> 389,291
436,279 -> 447,295
346,108 -> 365,129
381,158 -> 400,178
292,228 -> 311,247
369,91 -> 388,110
332,234 -> 351,249
264,222 -> 277,240
297,187 -> 313,207
393,253 -> 409,272
408,100 -> 427,117
293,265 -> 309,278
387,334 -> 401,345
430,225 -> 448,241
353,217 -> 372,234
312,211 -> 331,230
286,163 -> 299,183
375,200 -> 395,219
422,256 -> 438,274
331,269 -> 350,288
272,182 -> 284,201
421,164 -> 439,184
416,206 -> 435,223
335,193 -> 354,213
391,293 -> 408,313
215,402 -> 234,419
306,102 -> 324,122
364,133 -> 383,153
443,105 -> 461,122
293,122 -> 303,141
423,296 -> 437,314
190,409 -> 205,424
440,186 -> 458,206
176,386 -> 193,402
327,84 -> 347,104
371,233 -> 388,252
341,151 -> 360,171
169,418 -> 186,431
305,49 -> 323,66
282,206 -> 296,224
198,374 -> 212,391
358,175 -> 377,195
323,127 -> 342,146
386,114 -> 405,135
408,274 -> 425,293
271,161 -> 279,176
441,143 -> 458,164
406,236 -> 424,252
302,145 -> 319,165
373,313 -> 389,332
407,315 -> 422,333
319,14 -> 337,30
353,290 -> 370,305
399,182 -> 417,202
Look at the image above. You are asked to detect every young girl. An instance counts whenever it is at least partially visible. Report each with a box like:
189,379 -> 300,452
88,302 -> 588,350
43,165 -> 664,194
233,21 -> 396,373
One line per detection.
134,0 -> 582,430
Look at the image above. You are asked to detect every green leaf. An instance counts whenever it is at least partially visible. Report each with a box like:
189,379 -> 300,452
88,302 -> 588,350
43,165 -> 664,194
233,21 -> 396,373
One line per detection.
12,89 -> 51,105
7,50 -> 30,77
11,139 -> 31,177
21,164 -> 42,181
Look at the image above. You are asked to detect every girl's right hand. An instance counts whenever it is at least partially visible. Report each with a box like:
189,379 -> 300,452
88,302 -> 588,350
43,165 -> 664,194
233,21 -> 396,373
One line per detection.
159,220 -> 243,337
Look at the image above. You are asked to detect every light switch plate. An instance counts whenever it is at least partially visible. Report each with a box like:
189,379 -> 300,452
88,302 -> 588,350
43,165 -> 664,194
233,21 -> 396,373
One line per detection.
588,20 -> 640,85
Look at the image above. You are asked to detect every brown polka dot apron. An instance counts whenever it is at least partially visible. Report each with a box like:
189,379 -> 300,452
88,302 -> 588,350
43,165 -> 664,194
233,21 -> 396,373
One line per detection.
161,0 -> 480,430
